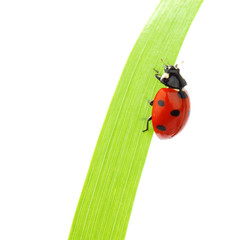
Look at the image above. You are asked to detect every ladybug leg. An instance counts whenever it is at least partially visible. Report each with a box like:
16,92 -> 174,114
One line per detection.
148,100 -> 154,106
142,116 -> 152,132
153,68 -> 161,81
154,74 -> 161,81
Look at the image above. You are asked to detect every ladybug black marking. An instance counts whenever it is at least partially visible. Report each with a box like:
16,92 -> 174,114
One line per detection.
178,90 -> 188,99
170,110 -> 180,117
157,100 -> 165,106
157,125 -> 166,131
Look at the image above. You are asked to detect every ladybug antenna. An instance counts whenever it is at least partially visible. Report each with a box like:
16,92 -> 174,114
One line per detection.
161,58 -> 168,66
175,60 -> 184,68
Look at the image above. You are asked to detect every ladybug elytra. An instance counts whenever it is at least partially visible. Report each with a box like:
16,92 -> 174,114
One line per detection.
143,60 -> 190,139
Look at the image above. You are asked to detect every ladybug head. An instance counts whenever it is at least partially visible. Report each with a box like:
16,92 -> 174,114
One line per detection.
164,65 -> 179,72
160,64 -> 187,90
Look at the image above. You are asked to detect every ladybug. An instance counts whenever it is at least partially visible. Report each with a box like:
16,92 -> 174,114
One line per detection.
143,60 -> 190,139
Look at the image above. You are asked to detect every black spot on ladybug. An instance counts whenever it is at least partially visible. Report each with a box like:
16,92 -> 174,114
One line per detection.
178,90 -> 187,99
171,110 -> 180,116
158,100 -> 165,106
157,125 -> 166,131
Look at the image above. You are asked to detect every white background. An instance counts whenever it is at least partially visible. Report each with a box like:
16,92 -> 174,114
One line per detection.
1,1 -> 240,239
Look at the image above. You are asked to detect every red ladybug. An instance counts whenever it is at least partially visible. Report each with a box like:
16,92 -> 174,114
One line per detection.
143,61 -> 190,139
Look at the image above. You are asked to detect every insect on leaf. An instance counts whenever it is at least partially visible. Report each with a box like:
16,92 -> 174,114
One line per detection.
69,0 -> 204,239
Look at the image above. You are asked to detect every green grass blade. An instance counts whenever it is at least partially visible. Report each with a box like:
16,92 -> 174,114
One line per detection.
69,0 -> 203,239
